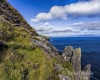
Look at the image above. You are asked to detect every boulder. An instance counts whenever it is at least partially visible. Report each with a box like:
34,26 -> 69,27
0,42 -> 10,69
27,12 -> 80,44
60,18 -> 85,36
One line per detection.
58,74 -> 71,80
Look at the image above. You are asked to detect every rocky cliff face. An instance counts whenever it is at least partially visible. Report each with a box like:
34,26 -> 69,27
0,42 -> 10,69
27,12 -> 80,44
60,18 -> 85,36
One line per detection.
32,36 -> 59,55
0,0 -> 91,80
61,46 -> 91,80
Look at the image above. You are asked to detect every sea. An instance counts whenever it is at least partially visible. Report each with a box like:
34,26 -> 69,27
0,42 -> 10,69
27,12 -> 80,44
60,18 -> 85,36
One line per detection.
50,37 -> 100,80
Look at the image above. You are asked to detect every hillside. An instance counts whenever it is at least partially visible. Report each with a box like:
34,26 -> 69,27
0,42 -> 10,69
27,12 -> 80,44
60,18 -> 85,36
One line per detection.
0,0 -> 90,80
0,0 -> 38,36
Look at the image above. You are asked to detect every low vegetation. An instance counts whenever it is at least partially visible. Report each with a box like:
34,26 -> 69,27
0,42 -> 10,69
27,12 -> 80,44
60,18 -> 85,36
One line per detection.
0,20 -> 75,80
0,21 -> 55,80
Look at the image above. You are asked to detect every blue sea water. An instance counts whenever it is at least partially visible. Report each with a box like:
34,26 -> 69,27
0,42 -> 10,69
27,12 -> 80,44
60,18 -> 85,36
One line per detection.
50,37 -> 100,80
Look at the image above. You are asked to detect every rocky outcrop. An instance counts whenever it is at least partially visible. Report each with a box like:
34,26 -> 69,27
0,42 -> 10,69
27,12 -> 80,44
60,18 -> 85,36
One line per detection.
54,64 -> 64,72
61,46 -> 91,80
61,46 -> 81,72
61,46 -> 74,62
32,36 -> 59,55
58,74 -> 71,80
32,36 -> 91,80
81,64 -> 91,80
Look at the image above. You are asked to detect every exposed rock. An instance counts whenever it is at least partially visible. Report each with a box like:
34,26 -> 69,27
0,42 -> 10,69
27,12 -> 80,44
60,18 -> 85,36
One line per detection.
36,36 -> 47,42
58,74 -> 71,80
61,46 -> 90,80
54,64 -> 64,72
71,48 -> 81,72
81,64 -> 91,80
72,48 -> 81,80
61,46 -> 81,72
32,36 -> 59,55
62,46 -> 74,62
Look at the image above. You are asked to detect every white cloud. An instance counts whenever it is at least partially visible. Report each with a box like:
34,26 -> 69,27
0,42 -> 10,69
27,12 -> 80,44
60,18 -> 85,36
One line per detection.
35,22 -> 79,34
44,22 -> 50,26
31,0 -> 100,22
80,21 -> 100,30
72,21 -> 100,31
72,22 -> 84,26
31,13 -> 52,22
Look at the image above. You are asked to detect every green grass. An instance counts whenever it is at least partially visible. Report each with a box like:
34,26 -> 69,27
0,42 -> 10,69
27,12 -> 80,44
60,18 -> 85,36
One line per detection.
0,21 -> 55,80
0,0 -> 38,36
0,47 -> 54,80
0,21 -> 76,80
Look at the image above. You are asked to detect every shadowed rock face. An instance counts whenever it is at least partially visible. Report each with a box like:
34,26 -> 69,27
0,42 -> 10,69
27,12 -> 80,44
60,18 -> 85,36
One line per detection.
0,42 -> 8,61
0,42 -> 8,52
61,46 -> 91,80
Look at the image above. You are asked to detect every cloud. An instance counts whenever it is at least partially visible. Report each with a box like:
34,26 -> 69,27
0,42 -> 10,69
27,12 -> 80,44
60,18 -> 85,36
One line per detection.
31,0 -> 100,22
35,22 -> 79,34
81,21 -> 100,30
44,22 -> 50,26
72,22 -> 84,26
72,21 -> 100,31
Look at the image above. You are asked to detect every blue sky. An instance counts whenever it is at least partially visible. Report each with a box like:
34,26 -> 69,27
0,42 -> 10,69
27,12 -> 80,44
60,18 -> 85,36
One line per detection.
8,0 -> 100,37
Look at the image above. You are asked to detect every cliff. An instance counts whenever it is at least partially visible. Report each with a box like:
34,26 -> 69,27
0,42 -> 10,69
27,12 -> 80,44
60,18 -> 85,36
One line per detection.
0,0 -> 91,80
61,46 -> 91,80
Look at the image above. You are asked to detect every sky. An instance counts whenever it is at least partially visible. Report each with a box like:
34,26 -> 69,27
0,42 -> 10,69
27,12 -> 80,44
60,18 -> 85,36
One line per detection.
7,0 -> 100,37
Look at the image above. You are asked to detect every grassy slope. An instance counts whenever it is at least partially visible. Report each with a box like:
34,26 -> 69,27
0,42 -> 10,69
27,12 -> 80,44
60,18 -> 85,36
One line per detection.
0,21 -> 75,80
0,21 -> 55,80
0,0 -> 38,36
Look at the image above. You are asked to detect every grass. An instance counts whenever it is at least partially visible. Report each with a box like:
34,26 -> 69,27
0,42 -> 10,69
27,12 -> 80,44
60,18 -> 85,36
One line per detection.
0,20 -> 76,80
0,48 -> 54,80
0,0 -> 38,36
0,21 -> 55,80
1,20 -> 75,80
